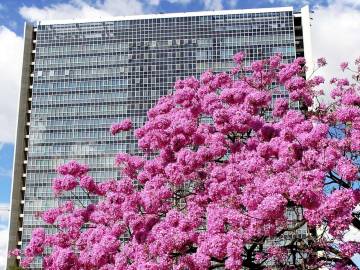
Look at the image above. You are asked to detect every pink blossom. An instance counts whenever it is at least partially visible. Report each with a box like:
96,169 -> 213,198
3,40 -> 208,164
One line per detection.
340,62 -> 349,71
44,248 -> 78,269
79,175 -> 103,195
9,249 -> 21,257
24,228 -> 46,257
336,157 -> 359,181
57,160 -> 88,177
355,56 -> 360,65
310,75 -> 325,85
340,242 -> 360,257
267,246 -> 288,262
278,61 -> 302,84
110,118 -> 132,135
269,54 -> 282,68
335,106 -> 360,122
273,98 -> 289,117
115,153 -> 144,178
251,60 -> 264,72
41,208 -> 62,224
52,175 -> 78,195
317,57 -> 327,67
20,257 -> 33,268
233,51 -> 245,64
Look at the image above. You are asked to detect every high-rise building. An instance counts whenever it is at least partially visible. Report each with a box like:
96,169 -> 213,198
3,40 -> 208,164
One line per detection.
7,6 -> 312,269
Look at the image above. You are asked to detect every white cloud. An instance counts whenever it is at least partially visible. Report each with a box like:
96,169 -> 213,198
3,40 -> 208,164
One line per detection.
203,0 -> 223,10
311,0 -> 360,101
268,0 -> 309,4
0,226 -> 9,270
0,167 -> 12,177
149,0 -> 161,5
0,27 -> 23,144
0,203 -> 9,224
335,0 -> 360,7
167,0 -> 192,4
227,0 -> 237,8
19,0 -> 145,22
0,203 -> 9,270
344,225 -> 360,242
95,0 -> 144,15
167,0 -> 224,6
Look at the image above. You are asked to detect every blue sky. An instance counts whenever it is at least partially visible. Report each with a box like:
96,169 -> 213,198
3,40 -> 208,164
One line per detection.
0,144 -> 13,203
0,0 -> 331,36
0,0 -> 359,269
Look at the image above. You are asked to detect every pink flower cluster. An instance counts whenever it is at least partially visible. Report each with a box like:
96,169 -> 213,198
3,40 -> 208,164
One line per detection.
110,118 -> 133,135
317,57 -> 327,67
340,242 -> 360,258
53,160 -> 103,196
15,54 -> 360,269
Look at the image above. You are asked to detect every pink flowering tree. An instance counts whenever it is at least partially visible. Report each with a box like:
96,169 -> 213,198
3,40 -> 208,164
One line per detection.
12,54 -> 360,269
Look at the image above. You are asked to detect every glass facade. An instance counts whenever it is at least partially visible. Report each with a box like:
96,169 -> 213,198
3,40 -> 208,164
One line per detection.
15,8 -> 303,268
